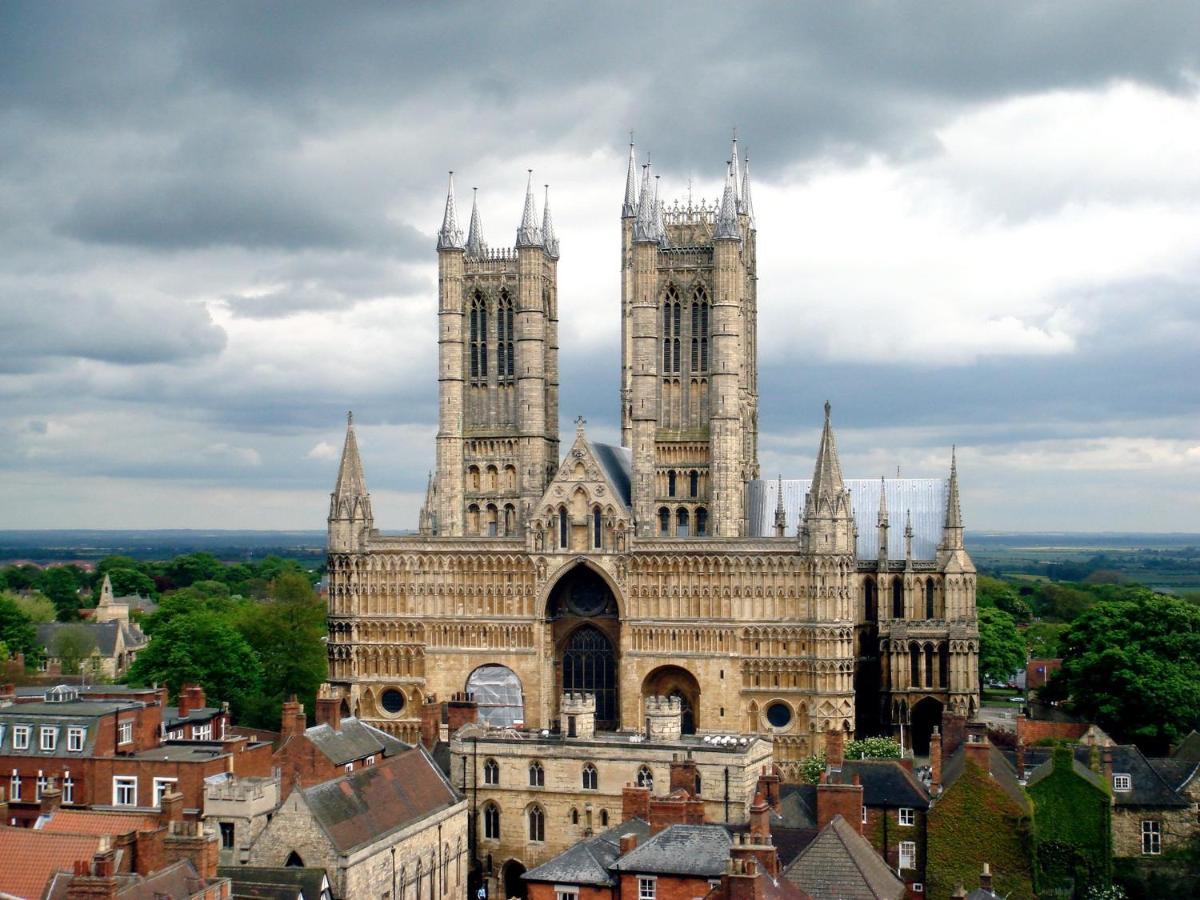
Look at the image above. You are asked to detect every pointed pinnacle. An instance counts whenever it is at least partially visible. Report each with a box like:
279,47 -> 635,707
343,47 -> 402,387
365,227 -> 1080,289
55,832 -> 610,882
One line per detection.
741,153 -> 755,225
633,162 -> 658,242
516,169 -> 542,248
878,475 -> 888,523
623,139 -> 639,217
466,187 -> 486,256
437,172 -> 464,250
714,161 -> 742,241
542,184 -> 559,259
730,132 -> 743,208
334,413 -> 368,497
810,401 -> 845,498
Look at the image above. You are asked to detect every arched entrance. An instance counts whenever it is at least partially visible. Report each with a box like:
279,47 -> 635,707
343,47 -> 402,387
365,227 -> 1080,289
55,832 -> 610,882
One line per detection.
641,665 -> 701,734
547,564 -> 620,730
501,860 -> 527,900
910,696 -> 944,757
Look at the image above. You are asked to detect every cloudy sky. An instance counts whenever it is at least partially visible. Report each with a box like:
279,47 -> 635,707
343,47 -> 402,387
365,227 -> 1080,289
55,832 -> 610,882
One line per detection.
2,1 -> 1199,532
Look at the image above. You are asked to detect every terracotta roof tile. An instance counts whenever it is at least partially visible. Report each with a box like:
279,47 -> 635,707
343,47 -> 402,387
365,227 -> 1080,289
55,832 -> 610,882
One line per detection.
0,825 -> 102,900
39,809 -> 161,836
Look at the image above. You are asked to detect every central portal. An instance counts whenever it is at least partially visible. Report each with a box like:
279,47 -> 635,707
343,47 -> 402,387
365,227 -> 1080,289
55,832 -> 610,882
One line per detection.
547,564 -> 620,730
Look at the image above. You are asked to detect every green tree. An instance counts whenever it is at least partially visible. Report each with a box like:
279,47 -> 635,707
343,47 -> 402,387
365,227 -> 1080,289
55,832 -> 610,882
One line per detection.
38,566 -> 86,620
844,737 -> 903,760
141,582 -> 243,635
8,590 -> 56,624
0,564 -> 42,592
977,576 -> 1033,623
164,552 -> 225,588
50,625 -> 98,675
237,573 -> 327,727
126,611 -> 263,719
0,593 -> 40,664
1054,593 -> 1200,755
105,567 -> 157,600
1024,621 -> 1068,658
978,607 -> 1025,684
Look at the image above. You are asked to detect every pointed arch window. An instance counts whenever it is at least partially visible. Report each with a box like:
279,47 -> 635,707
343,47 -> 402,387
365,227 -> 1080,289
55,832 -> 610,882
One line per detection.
893,579 -> 905,619
483,802 -> 500,839
582,763 -> 598,790
529,762 -> 545,787
497,290 -> 514,380
483,758 -> 499,785
593,507 -> 603,550
637,765 -> 654,790
695,507 -> 708,537
925,580 -> 936,620
558,508 -> 569,550
662,285 -> 681,373
528,804 -> 545,842
469,291 -> 488,380
692,285 -> 710,372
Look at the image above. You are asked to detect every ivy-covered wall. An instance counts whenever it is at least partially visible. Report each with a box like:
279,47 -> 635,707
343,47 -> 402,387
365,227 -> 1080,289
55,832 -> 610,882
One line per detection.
927,758 -> 1036,900
1028,746 -> 1112,896
865,806 -> 928,883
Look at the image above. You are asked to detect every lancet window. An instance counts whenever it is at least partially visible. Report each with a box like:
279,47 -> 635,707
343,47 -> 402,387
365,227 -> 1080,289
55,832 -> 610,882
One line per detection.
691,285 -> 710,372
469,291 -> 488,381
497,289 -> 514,381
662,285 -> 681,373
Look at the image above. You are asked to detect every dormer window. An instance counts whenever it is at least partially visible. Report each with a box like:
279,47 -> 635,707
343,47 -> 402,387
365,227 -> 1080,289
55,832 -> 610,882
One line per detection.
13,726 -> 30,750
1113,773 -> 1132,792
40,727 -> 57,751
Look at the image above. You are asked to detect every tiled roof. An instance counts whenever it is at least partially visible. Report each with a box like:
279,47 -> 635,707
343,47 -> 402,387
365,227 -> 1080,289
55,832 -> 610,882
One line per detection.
525,818 -> 652,886
1172,730 -> 1200,762
44,859 -> 218,900
38,809 -> 161,836
1149,758 -> 1199,794
941,744 -> 1031,815
840,760 -> 930,809
302,746 -> 461,854
36,620 -> 146,659
219,865 -> 331,900
614,824 -> 732,877
0,825 -> 102,900
782,815 -> 906,900
1015,745 -> 1190,808
303,717 -> 408,766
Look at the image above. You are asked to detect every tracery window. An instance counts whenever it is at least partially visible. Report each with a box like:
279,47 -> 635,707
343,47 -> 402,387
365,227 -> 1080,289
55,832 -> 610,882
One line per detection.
497,290 -> 514,380
469,291 -> 488,380
925,580 -> 936,619
528,804 -> 545,841
582,763 -> 598,790
637,765 -> 653,790
483,758 -> 499,785
893,579 -> 904,619
662,285 -> 681,373
692,285 -> 709,372
529,762 -> 545,787
592,507 -> 602,550
558,508 -> 569,549
483,800 -> 500,838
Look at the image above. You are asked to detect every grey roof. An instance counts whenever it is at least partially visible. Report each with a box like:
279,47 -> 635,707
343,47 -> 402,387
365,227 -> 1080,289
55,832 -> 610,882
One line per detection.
36,620 -> 146,658
783,815 -> 906,900
164,706 -> 222,728
747,478 -> 948,559
1015,745 -> 1191,808
941,744 -> 1032,815
1025,754 -> 1107,793
303,717 -> 409,766
219,866 -> 331,900
0,701 -> 124,756
841,760 -> 930,809
777,784 -> 818,829
525,818 -> 652,886
1149,758 -> 1200,793
589,441 -> 632,508
614,824 -> 731,877
1172,730 -> 1200,762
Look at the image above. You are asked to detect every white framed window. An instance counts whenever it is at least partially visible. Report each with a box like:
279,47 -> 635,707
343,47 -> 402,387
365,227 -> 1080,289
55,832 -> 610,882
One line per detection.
1113,773 -> 1132,792
67,727 -> 85,752
1141,820 -> 1161,855
113,776 -> 137,806
913,884 -> 925,894
36,771 -> 47,800
168,729 -> 183,741
899,841 -> 916,870
63,772 -> 74,804
365,755 -> 375,766
555,888 -> 579,900
152,777 -> 177,807
344,762 -> 354,773
10,770 -> 20,801
638,877 -> 656,900
39,727 -> 57,751
862,806 -> 868,824
194,722 -> 212,741
13,725 -> 30,750
898,807 -> 915,826
118,721 -> 133,745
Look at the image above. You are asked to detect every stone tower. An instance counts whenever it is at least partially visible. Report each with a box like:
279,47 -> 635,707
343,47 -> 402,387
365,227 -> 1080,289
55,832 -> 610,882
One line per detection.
431,172 -> 560,537
328,412 -> 373,553
622,137 -> 759,538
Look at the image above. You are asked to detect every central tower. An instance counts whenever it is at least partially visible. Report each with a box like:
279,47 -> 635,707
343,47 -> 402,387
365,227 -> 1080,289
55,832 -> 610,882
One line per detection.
621,139 -> 759,538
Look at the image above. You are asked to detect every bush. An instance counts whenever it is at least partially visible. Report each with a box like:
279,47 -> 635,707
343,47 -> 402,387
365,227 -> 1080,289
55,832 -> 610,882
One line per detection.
798,754 -> 826,784
844,737 -> 902,760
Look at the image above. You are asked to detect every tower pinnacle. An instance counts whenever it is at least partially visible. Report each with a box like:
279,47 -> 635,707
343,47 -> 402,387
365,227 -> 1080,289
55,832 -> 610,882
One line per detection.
654,175 -> 669,248
774,474 -> 787,537
713,161 -> 742,241
730,132 -> 743,211
622,139 -> 639,218
633,164 -> 658,242
516,170 -> 542,248
940,446 -> 965,551
436,172 -> 464,250
329,411 -> 373,552
542,185 -> 559,259
465,187 -> 486,257
741,153 -> 755,226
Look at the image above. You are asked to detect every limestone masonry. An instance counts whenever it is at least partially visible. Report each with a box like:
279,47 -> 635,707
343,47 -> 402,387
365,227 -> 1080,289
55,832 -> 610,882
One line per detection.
323,137 -> 980,776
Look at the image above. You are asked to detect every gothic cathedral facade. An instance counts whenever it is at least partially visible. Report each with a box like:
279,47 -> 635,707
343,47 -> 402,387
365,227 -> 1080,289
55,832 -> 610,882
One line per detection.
324,140 -> 980,774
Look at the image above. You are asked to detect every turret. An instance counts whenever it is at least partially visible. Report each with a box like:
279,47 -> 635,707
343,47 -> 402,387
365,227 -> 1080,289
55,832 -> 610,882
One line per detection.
877,477 -> 889,570
633,164 -> 658,243
329,412 -> 373,553
418,471 -> 438,536
773,475 -> 787,538
800,403 -> 855,556
435,173 -> 467,536
436,172 -> 464,250
713,162 -> 742,242
622,139 -> 638,218
741,153 -> 755,227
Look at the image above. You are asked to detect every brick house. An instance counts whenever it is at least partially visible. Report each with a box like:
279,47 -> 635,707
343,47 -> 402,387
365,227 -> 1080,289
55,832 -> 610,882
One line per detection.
0,684 -> 272,826
1024,746 -> 1112,893
782,814 -> 906,900
245,746 -> 468,900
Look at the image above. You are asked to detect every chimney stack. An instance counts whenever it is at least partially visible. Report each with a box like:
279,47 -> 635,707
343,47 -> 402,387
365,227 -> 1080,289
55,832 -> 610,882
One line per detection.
622,783 -> 651,823
420,695 -> 442,750
1016,741 -> 1026,781
1101,748 -> 1113,785
816,775 -> 864,834
755,766 -> 782,812
825,727 -> 845,771
280,696 -> 306,741
619,833 -> 639,855
980,862 -> 993,892
722,857 -> 765,900
40,777 -> 62,815
159,788 -> 184,826
447,692 -> 479,735
669,757 -> 700,796
929,726 -> 943,794
963,722 -> 990,773
315,687 -> 342,732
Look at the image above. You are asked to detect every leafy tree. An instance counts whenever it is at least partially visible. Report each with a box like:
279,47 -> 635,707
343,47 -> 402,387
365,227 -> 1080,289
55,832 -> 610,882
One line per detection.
0,564 -> 42,592
38,566 -> 86,620
977,576 -> 1033,623
105,567 -> 157,599
8,590 -> 56,624
844,737 -> 903,760
95,556 -> 142,578
141,582 -> 244,634
1053,593 -> 1200,755
126,611 -> 263,720
798,754 -> 826,784
50,625 -> 97,675
1024,621 -> 1068,658
978,607 -> 1025,684
164,552 -> 225,588
0,593 -> 40,664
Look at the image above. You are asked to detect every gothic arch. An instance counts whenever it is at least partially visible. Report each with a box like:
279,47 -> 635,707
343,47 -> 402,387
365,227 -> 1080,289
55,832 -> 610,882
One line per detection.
535,558 -> 626,621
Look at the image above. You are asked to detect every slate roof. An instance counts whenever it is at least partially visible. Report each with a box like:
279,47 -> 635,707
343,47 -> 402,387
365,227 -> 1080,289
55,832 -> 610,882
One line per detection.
941,744 -> 1032,815
0,700 -> 136,757
524,818 -> 652,886
614,824 -> 732,877
36,620 -> 147,659
302,716 -> 409,766
1172,730 -> 1200,762
589,441 -> 632,508
782,815 -> 906,900
0,825 -> 103,900
164,705 -> 223,728
219,866 -> 331,900
302,746 -> 461,854
1025,755 -> 1107,793
1015,745 -> 1190,808
1149,758 -> 1200,793
38,809 -> 161,836
840,760 -> 930,809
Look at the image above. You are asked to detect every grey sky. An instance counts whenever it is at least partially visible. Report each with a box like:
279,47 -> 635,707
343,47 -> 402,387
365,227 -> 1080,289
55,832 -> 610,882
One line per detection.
2,1 -> 1198,530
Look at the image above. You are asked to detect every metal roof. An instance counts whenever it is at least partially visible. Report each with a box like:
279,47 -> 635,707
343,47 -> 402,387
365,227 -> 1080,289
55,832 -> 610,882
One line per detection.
589,441 -> 632,508
746,478 -> 949,560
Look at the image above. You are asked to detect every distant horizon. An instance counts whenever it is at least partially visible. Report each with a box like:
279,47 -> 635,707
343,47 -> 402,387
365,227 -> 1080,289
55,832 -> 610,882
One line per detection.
1,528 -> 1197,538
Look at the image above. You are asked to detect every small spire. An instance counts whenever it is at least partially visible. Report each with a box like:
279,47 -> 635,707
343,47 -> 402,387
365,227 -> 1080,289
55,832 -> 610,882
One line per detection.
714,161 -> 742,241
877,476 -> 889,526
333,412 -> 369,499
516,170 -> 542,248
576,414 -> 587,437
809,401 -> 845,498
633,163 -> 658,242
730,132 -> 743,210
774,474 -> 787,536
654,175 -> 669,248
436,172 -> 464,250
741,153 -> 755,225
904,509 -> 914,564
542,185 -> 559,259
465,187 -> 486,256
622,138 -> 638,217
99,572 -> 114,607
940,446 -> 965,552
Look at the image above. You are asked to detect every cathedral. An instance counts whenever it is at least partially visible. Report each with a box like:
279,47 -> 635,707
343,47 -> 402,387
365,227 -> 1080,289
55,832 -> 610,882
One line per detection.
323,138 -> 980,774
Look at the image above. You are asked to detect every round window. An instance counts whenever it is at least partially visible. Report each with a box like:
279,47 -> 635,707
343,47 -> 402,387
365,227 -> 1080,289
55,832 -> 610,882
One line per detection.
765,702 -> 792,728
380,689 -> 406,714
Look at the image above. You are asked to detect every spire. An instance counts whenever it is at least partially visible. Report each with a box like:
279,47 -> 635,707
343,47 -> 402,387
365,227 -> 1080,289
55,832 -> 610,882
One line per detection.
329,411 -> 372,549
730,132 -> 743,211
774,475 -> 787,537
622,138 -> 639,218
801,402 -> 854,555
904,509 -> 914,564
418,470 -> 438,536
713,161 -> 742,241
333,411 -> 369,500
741,153 -> 755,226
633,163 -> 658,243
542,185 -> 559,259
654,175 -> 669,248
877,476 -> 889,526
516,170 -> 543,248
941,446 -> 965,551
877,476 -> 889,566
436,172 -> 464,250
98,572 -> 114,607
809,401 -> 845,498
465,187 -> 486,256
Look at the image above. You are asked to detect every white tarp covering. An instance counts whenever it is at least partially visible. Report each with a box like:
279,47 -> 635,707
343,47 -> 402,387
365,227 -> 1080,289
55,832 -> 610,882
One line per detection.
467,664 -> 525,727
